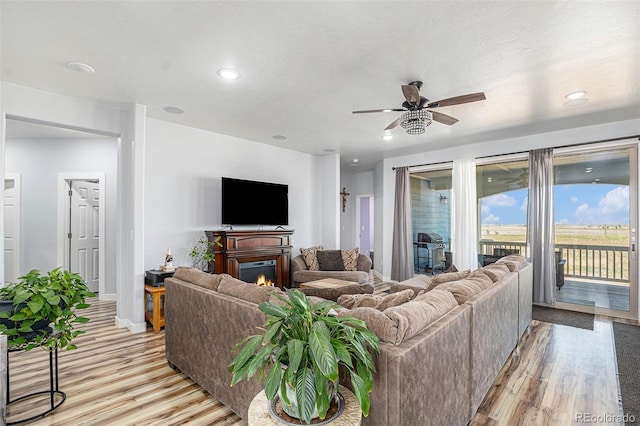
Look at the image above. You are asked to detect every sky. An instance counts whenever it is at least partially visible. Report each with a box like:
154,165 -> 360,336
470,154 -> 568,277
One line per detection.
480,184 -> 630,225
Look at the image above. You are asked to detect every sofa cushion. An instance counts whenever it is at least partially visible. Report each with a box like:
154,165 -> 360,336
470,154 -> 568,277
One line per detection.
218,275 -> 274,304
300,245 -> 323,271
298,283 -> 374,302
438,279 -> 485,304
337,289 -> 413,311
341,248 -> 360,271
465,272 -> 494,290
384,289 -> 458,344
426,269 -> 471,291
496,254 -> 527,271
173,267 -> 223,291
480,264 -> 512,282
338,307 -> 399,344
317,250 -> 345,271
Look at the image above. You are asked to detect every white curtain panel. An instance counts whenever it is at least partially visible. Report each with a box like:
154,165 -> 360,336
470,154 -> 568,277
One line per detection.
391,166 -> 415,281
452,159 -> 478,271
528,148 -> 557,305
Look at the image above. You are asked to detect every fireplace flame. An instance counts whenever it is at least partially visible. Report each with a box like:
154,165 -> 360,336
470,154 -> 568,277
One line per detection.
255,274 -> 274,286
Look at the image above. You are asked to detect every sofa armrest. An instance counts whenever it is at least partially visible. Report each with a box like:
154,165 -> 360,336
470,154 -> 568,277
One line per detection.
357,254 -> 372,272
292,255 -> 308,273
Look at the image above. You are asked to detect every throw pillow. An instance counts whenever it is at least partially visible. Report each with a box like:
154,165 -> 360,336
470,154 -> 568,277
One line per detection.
438,279 -> 484,304
337,293 -> 380,309
317,250 -> 345,271
426,269 -> 471,291
341,248 -> 360,271
481,263 -> 511,282
375,289 -> 414,311
300,245 -> 323,271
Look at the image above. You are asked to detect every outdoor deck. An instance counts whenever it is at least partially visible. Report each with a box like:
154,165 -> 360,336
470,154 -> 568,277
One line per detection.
557,278 -> 630,311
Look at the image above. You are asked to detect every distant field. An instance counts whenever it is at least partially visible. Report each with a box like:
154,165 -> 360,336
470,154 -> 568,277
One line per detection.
481,224 -> 629,246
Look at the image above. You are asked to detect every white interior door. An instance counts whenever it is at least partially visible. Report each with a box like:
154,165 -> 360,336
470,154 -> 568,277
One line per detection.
68,180 -> 100,292
4,174 -> 21,283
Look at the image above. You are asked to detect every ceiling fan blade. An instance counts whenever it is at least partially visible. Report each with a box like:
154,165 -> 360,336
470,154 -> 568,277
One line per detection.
401,85 -> 420,105
427,92 -> 486,108
384,116 -> 403,130
352,108 -> 405,114
431,111 -> 459,125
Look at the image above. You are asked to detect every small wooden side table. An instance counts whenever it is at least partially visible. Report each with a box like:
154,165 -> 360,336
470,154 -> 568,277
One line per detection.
144,284 -> 165,333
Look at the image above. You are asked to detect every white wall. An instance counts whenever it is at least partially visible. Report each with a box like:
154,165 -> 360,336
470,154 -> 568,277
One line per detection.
5,137 -> 118,294
340,170 -> 374,250
143,118 -> 323,270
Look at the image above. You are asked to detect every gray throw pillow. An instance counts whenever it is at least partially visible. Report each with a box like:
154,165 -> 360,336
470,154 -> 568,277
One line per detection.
317,250 -> 345,271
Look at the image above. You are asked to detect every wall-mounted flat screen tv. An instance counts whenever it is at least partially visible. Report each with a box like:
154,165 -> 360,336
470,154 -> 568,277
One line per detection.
221,177 -> 289,226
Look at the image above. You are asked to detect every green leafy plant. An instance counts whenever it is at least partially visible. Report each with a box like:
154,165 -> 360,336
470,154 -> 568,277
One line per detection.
189,235 -> 222,271
229,289 -> 380,424
0,267 -> 95,351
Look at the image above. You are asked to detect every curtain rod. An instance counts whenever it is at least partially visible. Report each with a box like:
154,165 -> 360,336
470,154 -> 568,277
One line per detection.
391,134 -> 640,170
391,160 -> 452,171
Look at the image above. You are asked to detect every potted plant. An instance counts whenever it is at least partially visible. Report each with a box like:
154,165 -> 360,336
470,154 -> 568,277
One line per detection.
0,267 -> 95,351
189,234 -> 222,271
229,289 -> 380,424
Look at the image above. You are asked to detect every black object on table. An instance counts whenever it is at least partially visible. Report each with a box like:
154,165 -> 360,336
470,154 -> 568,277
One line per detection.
145,269 -> 175,287
5,328 -> 66,425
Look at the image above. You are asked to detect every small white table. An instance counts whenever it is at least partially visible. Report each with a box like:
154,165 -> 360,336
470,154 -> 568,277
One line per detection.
248,384 -> 362,426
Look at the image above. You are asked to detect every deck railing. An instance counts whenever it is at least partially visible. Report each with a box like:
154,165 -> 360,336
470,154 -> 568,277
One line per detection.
479,241 -> 629,282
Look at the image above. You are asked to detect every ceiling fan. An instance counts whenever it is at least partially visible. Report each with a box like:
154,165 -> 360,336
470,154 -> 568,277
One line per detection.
352,81 -> 486,134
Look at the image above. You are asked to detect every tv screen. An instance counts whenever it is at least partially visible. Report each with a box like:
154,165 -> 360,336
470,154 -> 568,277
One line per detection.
221,177 -> 289,226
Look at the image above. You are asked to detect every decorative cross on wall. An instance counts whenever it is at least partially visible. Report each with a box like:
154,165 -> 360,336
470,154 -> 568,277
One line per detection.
340,187 -> 350,212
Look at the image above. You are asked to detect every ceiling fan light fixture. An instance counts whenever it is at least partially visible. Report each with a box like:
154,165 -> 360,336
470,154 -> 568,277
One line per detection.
400,110 -> 432,135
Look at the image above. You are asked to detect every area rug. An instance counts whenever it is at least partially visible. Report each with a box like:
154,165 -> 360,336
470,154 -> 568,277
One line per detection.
532,305 -> 594,330
613,322 -> 640,425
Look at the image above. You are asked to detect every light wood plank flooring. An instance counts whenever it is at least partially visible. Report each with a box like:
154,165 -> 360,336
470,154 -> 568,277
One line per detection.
6,298 -> 625,426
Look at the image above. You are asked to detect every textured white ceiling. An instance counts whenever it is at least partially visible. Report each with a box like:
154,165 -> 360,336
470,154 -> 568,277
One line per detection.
2,1 -> 639,170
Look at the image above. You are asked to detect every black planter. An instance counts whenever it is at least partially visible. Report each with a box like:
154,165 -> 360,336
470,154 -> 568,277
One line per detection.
0,300 -> 52,342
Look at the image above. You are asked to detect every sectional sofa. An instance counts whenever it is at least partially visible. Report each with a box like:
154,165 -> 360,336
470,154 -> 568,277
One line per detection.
164,255 -> 532,425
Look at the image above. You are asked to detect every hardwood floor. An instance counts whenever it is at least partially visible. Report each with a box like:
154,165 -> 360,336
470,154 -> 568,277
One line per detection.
6,298 -> 624,425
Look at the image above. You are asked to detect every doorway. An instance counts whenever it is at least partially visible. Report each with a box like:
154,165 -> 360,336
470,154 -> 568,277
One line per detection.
553,145 -> 637,318
4,173 -> 21,283
356,195 -> 374,266
57,175 -> 105,295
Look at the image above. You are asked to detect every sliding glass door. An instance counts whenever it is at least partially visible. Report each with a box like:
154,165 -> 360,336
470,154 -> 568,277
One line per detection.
553,145 -> 637,316
409,168 -> 452,275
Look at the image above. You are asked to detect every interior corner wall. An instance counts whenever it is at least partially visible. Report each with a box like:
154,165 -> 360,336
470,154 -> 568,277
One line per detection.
4,137 -> 117,293
318,154 -> 340,249
143,118 -> 320,269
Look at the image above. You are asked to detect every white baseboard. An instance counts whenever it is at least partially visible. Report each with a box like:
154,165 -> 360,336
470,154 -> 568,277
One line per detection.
114,316 -> 147,334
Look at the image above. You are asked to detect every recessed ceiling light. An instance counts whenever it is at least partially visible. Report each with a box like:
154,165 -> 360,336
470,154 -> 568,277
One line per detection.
217,68 -> 240,80
163,106 -> 184,114
323,148 -> 335,153
66,62 -> 95,73
566,91 -> 587,100
272,135 -> 287,140
352,159 -> 359,163
585,167 -> 593,173
487,177 -> 493,183
593,178 -> 601,182
382,135 -> 393,141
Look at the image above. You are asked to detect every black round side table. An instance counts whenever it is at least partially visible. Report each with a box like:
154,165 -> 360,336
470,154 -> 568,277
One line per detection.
5,330 -> 66,425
